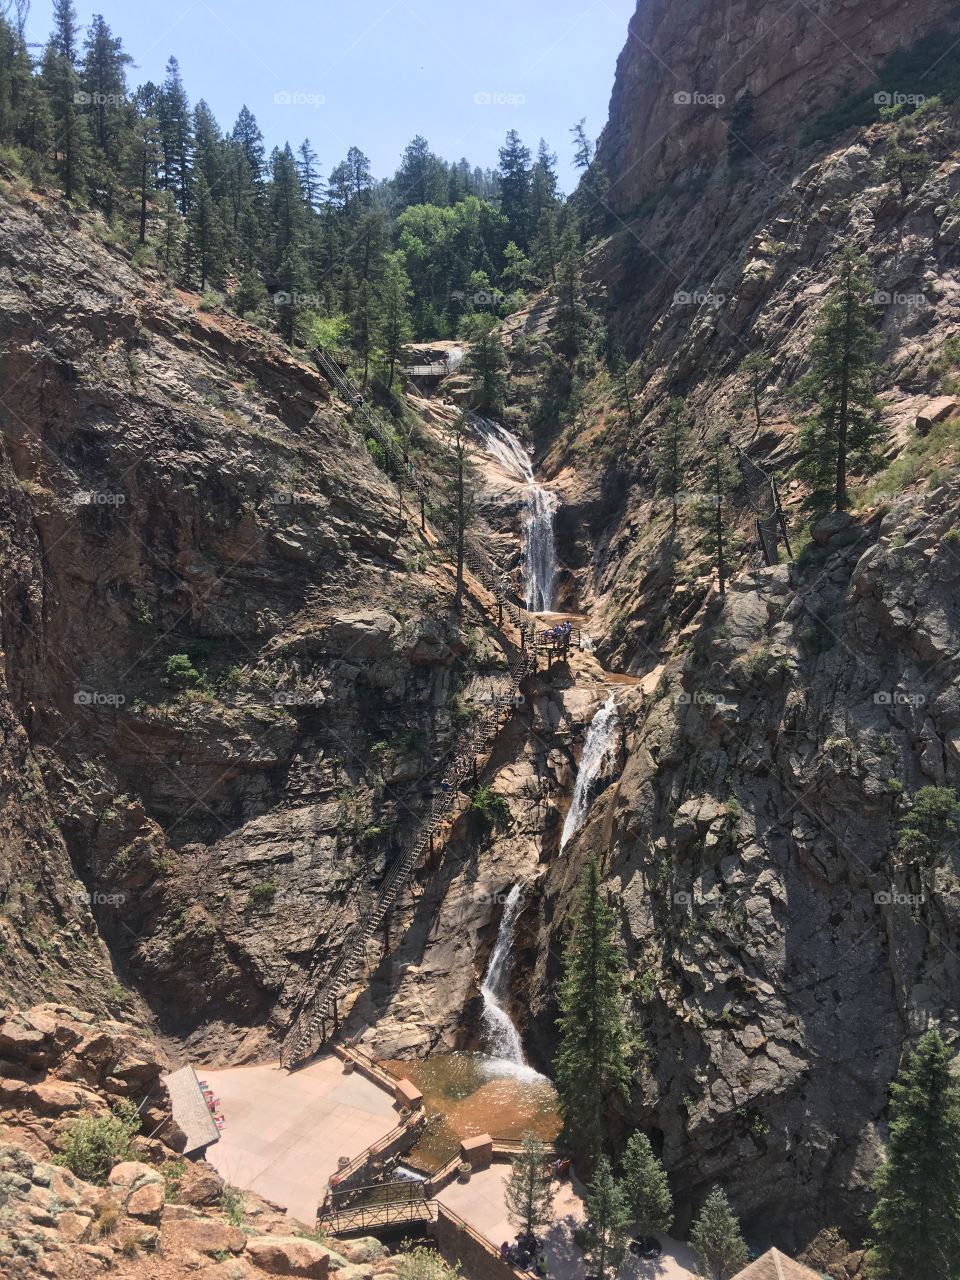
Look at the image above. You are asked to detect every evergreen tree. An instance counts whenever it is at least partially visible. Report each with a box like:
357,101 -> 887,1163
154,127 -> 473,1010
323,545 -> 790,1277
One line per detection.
463,313 -> 507,415
442,413 -> 479,612
128,83 -> 160,244
896,787 -> 960,875
275,240 -> 309,344
504,1134 -> 555,1238
867,1029 -> 960,1280
584,1157 -> 631,1280
656,399 -> 691,525
689,1187 -> 748,1280
395,134 -> 446,209
620,1132 -> 673,1238
738,353 -> 772,433
570,118 -> 593,170
795,247 -> 883,511
157,55 -> 192,214
42,0 -> 88,200
351,277 -> 377,385
185,171 -> 226,290
612,349 -> 637,429
554,854 -> 630,1160
296,137 -> 322,209
81,14 -> 131,162
232,103 -> 264,190
498,129 -> 532,250
377,252 -> 412,387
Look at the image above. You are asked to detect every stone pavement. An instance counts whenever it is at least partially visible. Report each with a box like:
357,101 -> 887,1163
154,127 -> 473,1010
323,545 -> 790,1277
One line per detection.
438,1163 -> 699,1280
200,1054 -> 398,1225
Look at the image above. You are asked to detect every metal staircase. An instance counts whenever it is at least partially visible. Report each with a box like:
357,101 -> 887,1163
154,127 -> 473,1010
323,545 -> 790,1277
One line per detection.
279,351 -> 533,1068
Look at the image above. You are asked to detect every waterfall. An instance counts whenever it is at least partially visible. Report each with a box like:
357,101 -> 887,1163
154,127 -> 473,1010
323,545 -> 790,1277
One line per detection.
480,885 -> 541,1079
473,418 -> 558,613
560,694 -> 620,851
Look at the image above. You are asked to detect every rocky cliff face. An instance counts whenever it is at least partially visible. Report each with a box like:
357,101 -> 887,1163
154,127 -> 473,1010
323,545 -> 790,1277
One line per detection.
496,0 -> 960,1247
0,182 -> 508,1057
595,0 -> 960,212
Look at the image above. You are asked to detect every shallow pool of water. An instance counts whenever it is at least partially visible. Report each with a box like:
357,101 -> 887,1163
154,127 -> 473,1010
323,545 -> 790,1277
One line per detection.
383,1053 -> 560,1171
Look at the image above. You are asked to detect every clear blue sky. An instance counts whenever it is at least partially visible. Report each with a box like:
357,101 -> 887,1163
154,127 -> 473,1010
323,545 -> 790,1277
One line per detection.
26,0 -> 637,192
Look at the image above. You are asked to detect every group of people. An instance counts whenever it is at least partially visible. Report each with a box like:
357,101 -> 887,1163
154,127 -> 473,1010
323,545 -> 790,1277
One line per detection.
500,1234 -> 548,1275
543,620 -> 574,648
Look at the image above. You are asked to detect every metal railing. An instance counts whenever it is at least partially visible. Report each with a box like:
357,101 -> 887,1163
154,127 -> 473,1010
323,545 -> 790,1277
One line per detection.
279,352 -> 535,1068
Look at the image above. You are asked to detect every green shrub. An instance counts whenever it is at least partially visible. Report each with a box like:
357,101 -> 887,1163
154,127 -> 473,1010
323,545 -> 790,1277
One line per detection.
220,1186 -> 244,1226
163,653 -> 202,689
245,878 -> 278,912
468,785 -> 512,830
55,1100 -> 141,1184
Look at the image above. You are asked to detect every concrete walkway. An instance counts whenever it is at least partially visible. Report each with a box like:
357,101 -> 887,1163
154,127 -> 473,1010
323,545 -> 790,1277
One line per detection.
438,1164 -> 699,1280
199,1055 -> 398,1225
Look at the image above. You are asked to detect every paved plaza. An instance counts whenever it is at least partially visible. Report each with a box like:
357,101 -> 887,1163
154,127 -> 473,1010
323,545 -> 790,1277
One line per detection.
200,1054 -> 398,1225
438,1163 -> 699,1280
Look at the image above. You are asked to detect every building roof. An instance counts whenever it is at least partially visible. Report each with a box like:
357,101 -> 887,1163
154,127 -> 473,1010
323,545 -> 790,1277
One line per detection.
163,1065 -> 221,1156
734,1248 -> 824,1280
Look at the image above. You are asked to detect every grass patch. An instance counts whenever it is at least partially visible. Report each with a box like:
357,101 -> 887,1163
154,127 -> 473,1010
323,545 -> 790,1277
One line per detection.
853,416 -> 960,508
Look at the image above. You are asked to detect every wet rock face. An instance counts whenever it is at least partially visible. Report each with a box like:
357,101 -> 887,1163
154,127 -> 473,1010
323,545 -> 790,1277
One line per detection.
596,0 -> 959,212
529,481 -> 960,1243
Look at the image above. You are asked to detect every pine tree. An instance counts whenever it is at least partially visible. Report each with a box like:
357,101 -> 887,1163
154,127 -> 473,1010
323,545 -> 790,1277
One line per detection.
296,137 -> 322,209
504,1134 -> 555,1238
42,0 -> 89,200
128,83 -> 160,244
554,854 -> 630,1160
867,1029 -> 960,1280
896,787 -> 960,875
655,398 -> 691,524
620,1132 -> 672,1237
584,1157 -> 631,1280
185,172 -> 226,291
351,278 -> 377,385
377,252 -> 412,387
498,129 -> 532,251
570,118 -> 593,170
689,1187 -> 748,1280
80,14 -> 131,162
443,412 -> 478,612
738,353 -> 772,433
795,247 -> 882,512
612,349 -> 637,429
463,313 -> 507,415
157,56 -> 192,214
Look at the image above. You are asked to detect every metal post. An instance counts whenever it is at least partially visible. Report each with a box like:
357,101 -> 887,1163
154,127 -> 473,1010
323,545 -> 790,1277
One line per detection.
773,477 -> 793,560
420,494 -> 426,531
333,996 -> 340,1034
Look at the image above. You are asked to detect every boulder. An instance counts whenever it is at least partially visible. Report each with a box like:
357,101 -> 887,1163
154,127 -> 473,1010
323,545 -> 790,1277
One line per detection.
126,1179 -> 165,1221
246,1236 -> 333,1277
163,1215 -> 247,1256
339,1238 -> 388,1264
916,396 -> 957,435
811,511 -> 854,545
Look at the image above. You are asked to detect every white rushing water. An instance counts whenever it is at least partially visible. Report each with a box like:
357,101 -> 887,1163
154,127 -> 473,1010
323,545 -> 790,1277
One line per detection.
560,694 -> 620,851
480,885 -> 542,1079
473,418 -> 558,613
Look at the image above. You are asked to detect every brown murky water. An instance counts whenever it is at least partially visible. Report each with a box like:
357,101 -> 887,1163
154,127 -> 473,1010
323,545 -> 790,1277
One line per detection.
382,1054 -> 561,1171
